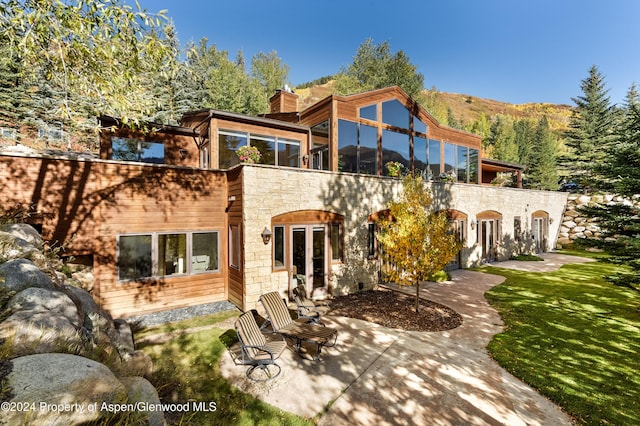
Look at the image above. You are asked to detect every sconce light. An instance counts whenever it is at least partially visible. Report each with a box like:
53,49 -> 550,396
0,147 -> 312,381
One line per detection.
228,195 -> 236,203
261,227 -> 272,244
470,220 -> 476,230
302,154 -> 309,165
179,148 -> 188,159
549,217 -> 554,224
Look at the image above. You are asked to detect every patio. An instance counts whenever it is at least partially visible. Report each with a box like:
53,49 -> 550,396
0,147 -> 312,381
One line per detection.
219,253 -> 592,424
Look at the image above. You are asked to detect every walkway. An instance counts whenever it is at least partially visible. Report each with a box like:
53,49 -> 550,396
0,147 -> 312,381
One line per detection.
219,252 -> 593,425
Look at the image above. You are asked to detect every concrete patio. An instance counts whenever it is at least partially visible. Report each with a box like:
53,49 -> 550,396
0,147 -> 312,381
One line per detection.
219,252 -> 593,425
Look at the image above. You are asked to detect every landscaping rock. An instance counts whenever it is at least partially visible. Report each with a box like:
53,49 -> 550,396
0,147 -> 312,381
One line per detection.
119,376 -> 166,425
0,258 -> 54,292
0,223 -> 43,246
5,353 -> 126,426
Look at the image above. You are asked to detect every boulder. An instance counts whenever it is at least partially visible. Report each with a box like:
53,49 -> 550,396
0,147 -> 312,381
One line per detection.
0,258 -> 54,292
8,287 -> 81,326
119,376 -> 166,426
5,353 -> 127,425
0,223 -> 43,246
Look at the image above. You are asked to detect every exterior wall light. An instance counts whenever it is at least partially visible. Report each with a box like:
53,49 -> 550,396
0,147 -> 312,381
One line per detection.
261,227 -> 272,244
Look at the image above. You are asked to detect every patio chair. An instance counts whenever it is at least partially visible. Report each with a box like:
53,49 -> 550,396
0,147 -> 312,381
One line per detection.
259,291 -> 337,360
234,310 -> 287,381
292,284 -> 330,324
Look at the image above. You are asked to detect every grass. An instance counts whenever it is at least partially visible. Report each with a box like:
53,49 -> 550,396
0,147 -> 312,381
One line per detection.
135,312 -> 314,426
482,250 -> 640,425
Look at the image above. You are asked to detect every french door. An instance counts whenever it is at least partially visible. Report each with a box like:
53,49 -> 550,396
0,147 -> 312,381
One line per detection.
291,225 -> 327,297
532,216 -> 549,253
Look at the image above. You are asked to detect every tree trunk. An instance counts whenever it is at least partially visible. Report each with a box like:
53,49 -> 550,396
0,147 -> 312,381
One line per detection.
415,282 -> 420,313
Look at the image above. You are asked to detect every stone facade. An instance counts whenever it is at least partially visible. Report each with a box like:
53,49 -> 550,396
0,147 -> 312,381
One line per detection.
240,165 -> 569,309
557,193 -> 640,245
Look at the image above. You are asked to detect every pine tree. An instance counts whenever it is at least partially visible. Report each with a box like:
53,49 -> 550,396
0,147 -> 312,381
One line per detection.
527,117 -> 558,190
562,65 -> 617,190
578,85 -> 640,289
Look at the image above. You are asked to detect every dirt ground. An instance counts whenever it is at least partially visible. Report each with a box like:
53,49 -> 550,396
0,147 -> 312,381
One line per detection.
328,287 -> 463,332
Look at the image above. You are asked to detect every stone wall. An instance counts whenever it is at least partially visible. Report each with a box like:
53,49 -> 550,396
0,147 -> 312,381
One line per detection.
557,193 -> 640,246
240,165 -> 569,309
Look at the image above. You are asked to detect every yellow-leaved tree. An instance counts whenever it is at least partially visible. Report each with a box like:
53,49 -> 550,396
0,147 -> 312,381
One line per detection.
376,174 -> 463,312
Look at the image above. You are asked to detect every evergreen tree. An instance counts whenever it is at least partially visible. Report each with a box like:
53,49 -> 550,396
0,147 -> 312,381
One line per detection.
527,116 -> 558,190
513,118 -> 536,166
562,65 -> 617,190
579,84 -> 640,289
334,39 -> 425,101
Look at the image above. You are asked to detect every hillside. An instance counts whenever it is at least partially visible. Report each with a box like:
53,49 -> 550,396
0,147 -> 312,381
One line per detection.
295,82 -> 574,133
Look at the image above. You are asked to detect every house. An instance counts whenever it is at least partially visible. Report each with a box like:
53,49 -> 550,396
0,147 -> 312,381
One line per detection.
0,86 -> 568,318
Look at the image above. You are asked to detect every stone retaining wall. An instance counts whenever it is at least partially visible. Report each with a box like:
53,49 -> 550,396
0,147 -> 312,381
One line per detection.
557,193 -> 640,246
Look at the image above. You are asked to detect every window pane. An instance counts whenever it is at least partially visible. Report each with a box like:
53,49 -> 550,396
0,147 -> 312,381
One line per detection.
414,136 -> 427,175
414,117 -> 428,134
444,143 -> 456,173
274,226 -> 285,267
359,104 -> 377,121
219,131 -> 245,169
158,234 -> 187,276
428,139 -> 441,177
311,121 -> 329,149
331,223 -> 342,261
382,129 -> 410,173
382,100 -> 409,129
338,120 -> 358,172
457,145 -> 468,182
251,135 -> 275,165
139,142 -> 165,164
359,124 -> 378,175
118,235 -> 152,280
112,137 -> 140,162
469,149 -> 479,183
367,223 -> 376,257
192,232 -> 219,272
278,139 -> 300,167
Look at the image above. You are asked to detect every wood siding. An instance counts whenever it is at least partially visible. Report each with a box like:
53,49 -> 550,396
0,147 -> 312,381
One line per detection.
1,152 -> 229,318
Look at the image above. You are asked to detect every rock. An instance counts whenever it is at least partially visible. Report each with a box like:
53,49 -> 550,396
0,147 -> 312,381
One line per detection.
0,223 -> 43,246
8,287 -> 80,326
0,231 -> 41,261
0,258 -> 54,292
70,270 -> 94,292
119,376 -> 166,426
118,350 -> 154,378
5,353 -> 127,425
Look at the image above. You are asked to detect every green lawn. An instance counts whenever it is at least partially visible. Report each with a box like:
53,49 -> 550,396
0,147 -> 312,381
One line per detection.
483,251 -> 640,425
135,312 -> 314,426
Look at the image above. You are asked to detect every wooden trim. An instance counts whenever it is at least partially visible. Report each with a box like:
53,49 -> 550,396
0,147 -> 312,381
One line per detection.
272,210 -> 344,225
476,210 -> 503,220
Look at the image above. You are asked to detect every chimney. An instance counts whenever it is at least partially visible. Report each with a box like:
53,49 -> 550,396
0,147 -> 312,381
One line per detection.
269,85 -> 298,113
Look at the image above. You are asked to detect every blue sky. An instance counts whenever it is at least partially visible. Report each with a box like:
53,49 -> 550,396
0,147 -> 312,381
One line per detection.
134,0 -> 639,106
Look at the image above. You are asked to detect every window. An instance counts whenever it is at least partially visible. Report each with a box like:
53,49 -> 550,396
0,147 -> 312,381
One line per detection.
414,117 -> 428,134
457,145 -> 468,183
428,139 -> 441,177
112,137 -> 165,164
469,149 -> 479,183
330,223 -> 343,262
367,223 -> 377,258
192,232 -> 219,272
414,136 -> 427,174
118,235 -> 152,281
158,233 -> 187,276
117,231 -> 219,281
359,104 -> 377,121
444,142 -> 456,173
359,124 -> 378,175
514,217 -> 522,242
273,226 -> 285,268
337,120 -> 358,173
311,121 -> 329,170
382,100 -> 409,128
382,129 -> 410,172
229,224 -> 241,269
218,130 -> 246,169
219,130 -> 300,169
